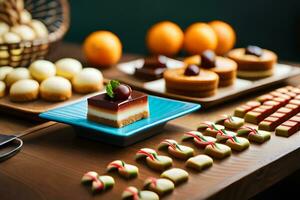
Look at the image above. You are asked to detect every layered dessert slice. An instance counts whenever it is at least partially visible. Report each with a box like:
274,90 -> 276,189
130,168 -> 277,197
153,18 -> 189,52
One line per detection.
87,80 -> 149,128
134,55 -> 167,80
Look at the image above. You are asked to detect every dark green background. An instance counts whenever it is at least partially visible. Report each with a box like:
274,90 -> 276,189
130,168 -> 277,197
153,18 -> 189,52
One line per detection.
65,0 -> 300,61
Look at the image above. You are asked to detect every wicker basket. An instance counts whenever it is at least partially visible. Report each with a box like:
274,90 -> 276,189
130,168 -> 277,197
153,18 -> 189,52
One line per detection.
0,0 -> 70,67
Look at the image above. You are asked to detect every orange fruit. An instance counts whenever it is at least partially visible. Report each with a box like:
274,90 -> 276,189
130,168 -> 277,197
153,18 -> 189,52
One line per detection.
83,31 -> 122,67
146,21 -> 184,56
209,20 -> 236,55
184,22 -> 218,55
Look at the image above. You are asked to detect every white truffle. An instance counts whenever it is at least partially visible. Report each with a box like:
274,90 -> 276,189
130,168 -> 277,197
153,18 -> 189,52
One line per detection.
6,67 -> 31,86
0,22 -> 9,36
9,79 -> 39,102
11,25 -> 36,41
55,58 -> 82,79
72,68 -> 103,93
40,76 -> 72,101
0,66 -> 13,81
2,32 -> 21,44
20,10 -> 32,24
29,60 -> 56,82
30,20 -> 48,39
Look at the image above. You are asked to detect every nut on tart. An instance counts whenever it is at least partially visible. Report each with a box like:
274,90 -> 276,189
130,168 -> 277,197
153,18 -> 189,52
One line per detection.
164,64 -> 219,97
227,45 -> 277,79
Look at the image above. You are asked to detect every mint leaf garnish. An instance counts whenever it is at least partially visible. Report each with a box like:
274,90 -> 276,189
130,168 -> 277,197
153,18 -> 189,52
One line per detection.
110,80 -> 120,89
106,84 -> 113,98
106,80 -> 120,98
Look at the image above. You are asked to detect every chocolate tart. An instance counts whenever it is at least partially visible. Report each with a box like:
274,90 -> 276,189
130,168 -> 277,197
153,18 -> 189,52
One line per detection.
184,54 -> 237,87
163,68 -> 219,97
227,47 -> 277,79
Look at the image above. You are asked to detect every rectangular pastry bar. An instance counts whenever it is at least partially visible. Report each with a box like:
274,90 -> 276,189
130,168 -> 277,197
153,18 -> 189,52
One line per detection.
275,113 -> 300,137
234,101 -> 261,118
87,91 -> 149,128
259,100 -> 300,131
245,98 -> 293,124
256,86 -> 299,103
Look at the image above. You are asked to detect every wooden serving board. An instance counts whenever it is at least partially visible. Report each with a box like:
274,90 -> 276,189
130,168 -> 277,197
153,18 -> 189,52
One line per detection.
0,90 -> 105,117
0,77 -> 110,118
116,58 -> 300,107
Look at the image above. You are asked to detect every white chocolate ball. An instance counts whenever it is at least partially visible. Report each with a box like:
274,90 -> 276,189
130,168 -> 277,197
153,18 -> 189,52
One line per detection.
29,60 -> 56,82
40,76 -> 72,101
55,58 -> 82,80
6,67 -> 31,86
30,20 -> 48,39
2,32 -> 21,44
0,22 -> 9,36
11,25 -> 36,41
72,68 -> 103,93
20,10 -> 32,24
9,79 -> 39,101
0,66 -> 13,81
0,80 -> 6,97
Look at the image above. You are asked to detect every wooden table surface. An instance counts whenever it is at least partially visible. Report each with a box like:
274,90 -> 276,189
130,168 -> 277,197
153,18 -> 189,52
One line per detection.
1,43 -> 300,200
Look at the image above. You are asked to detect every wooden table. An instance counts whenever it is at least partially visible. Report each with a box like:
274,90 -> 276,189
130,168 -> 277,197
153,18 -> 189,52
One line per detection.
1,43 -> 300,200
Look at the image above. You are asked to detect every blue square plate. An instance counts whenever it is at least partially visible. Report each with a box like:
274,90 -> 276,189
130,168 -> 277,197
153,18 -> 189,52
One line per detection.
39,95 -> 200,146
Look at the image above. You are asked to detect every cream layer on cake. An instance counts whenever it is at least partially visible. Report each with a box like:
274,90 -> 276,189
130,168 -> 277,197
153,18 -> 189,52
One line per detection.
88,103 -> 149,121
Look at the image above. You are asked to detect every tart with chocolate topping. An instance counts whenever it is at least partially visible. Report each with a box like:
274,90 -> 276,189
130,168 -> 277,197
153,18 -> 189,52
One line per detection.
163,64 -> 219,97
227,45 -> 277,79
184,50 -> 237,87
87,80 -> 149,128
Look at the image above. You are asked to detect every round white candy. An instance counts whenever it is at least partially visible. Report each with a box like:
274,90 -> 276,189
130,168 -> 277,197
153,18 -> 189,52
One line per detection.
0,66 -> 13,81
20,10 -> 32,24
11,25 -> 36,41
40,76 -> 72,94
10,79 -> 39,96
0,22 -> 9,36
72,68 -> 103,93
40,76 -> 72,101
30,20 -> 48,39
55,58 -> 82,79
6,67 -> 31,86
2,32 -> 21,44
29,60 -> 56,82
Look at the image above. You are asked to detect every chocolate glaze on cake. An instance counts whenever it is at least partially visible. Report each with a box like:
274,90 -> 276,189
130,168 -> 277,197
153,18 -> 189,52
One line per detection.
88,90 -> 148,111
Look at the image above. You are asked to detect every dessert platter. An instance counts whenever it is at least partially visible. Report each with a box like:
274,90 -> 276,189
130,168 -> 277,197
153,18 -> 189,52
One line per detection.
115,21 -> 300,107
117,50 -> 300,107
40,80 -> 200,146
0,58 -> 106,117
